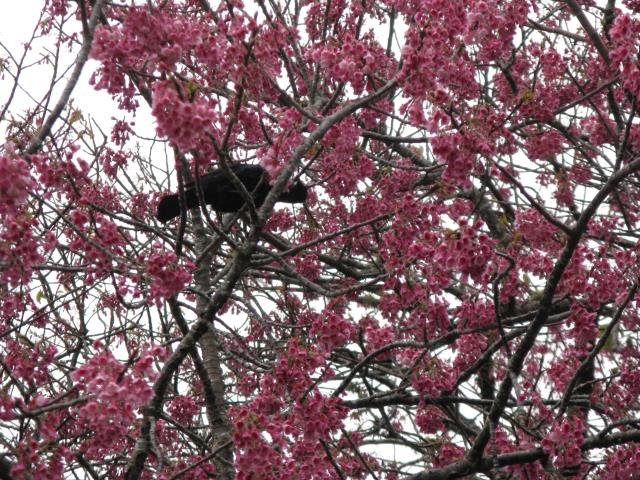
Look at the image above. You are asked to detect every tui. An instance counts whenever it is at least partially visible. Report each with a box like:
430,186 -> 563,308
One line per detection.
156,164 -> 308,222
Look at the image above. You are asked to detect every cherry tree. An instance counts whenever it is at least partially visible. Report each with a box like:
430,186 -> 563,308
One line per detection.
3,0 -> 640,478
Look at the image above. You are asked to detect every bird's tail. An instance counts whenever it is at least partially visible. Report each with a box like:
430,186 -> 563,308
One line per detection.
156,194 -> 181,222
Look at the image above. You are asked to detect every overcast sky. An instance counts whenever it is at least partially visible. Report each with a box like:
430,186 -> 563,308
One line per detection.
0,1 -> 157,147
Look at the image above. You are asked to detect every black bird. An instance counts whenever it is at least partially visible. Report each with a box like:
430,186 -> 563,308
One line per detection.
156,164 -> 308,222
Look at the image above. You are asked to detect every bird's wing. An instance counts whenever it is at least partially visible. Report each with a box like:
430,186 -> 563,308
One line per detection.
221,165 -> 267,193
183,170 -> 223,190
186,164 -> 266,192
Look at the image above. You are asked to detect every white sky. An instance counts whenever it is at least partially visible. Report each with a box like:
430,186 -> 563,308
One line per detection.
0,1 -> 157,148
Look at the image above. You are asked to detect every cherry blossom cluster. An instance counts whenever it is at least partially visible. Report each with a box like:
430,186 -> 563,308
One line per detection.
411,357 -> 456,397
151,81 -> 217,151
0,153 -> 34,216
231,339 -> 351,479
10,438 -> 66,480
541,416 -> 584,470
308,309 -> 356,353
599,444 -> 640,479
91,7 -> 206,88
0,216 -> 43,288
66,211 -> 127,284
69,346 -> 159,459
100,147 -> 130,177
144,246 -> 193,305
488,428 -> 546,479
318,119 -> 374,196
4,340 -> 57,387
